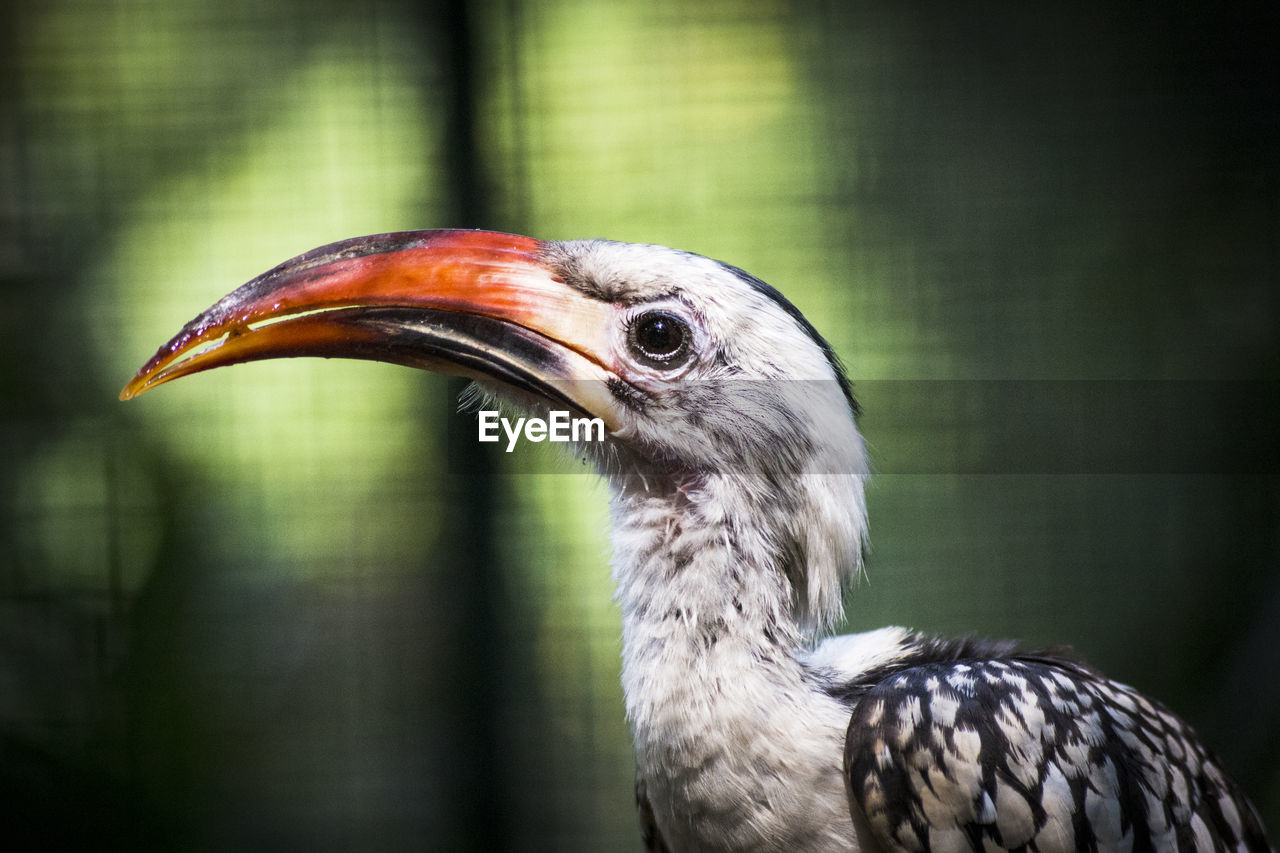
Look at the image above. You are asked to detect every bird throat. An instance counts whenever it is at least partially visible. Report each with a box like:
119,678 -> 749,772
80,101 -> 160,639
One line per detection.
607,473 -> 858,850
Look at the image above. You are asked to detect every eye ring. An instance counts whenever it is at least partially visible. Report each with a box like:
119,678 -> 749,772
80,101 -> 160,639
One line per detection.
627,310 -> 693,370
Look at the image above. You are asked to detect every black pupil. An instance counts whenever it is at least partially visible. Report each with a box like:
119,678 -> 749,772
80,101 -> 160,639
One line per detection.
637,314 -> 683,357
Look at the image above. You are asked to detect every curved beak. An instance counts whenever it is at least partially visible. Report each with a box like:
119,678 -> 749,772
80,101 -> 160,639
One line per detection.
120,230 -> 623,429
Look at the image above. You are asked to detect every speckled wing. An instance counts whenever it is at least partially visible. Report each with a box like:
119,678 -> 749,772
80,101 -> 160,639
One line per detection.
843,657 -> 1271,852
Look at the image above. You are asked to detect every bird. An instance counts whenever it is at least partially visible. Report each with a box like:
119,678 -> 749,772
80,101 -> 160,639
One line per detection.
122,229 -> 1272,852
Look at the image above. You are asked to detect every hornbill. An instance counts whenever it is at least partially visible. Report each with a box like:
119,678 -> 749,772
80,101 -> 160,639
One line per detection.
123,230 -> 1271,852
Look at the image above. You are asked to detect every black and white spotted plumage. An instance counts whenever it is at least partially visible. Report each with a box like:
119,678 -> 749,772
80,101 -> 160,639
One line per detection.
836,635 -> 1271,852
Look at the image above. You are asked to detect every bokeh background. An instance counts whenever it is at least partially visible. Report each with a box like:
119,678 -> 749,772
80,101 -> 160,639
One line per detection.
3,0 -> 1277,848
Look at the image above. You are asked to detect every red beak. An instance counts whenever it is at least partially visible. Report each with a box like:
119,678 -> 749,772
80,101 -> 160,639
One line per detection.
120,230 -> 622,428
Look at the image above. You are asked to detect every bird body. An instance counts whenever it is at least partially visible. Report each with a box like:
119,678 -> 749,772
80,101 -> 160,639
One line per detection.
122,230 -> 1272,852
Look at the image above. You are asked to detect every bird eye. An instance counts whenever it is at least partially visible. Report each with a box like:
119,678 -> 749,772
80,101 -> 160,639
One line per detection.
628,311 -> 692,369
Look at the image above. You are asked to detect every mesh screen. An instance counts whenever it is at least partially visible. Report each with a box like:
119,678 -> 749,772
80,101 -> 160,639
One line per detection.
3,0 -> 1277,847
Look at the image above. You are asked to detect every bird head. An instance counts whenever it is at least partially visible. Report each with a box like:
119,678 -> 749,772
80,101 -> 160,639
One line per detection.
123,230 -> 868,631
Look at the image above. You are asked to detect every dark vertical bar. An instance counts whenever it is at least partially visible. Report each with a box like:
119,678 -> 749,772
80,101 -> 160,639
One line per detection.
427,0 -> 508,849
440,0 -> 491,229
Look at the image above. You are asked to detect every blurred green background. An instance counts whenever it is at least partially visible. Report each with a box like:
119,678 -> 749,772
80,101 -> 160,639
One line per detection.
2,0 -> 1277,848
